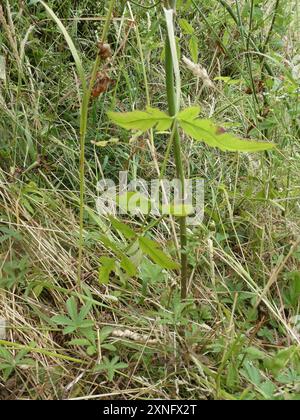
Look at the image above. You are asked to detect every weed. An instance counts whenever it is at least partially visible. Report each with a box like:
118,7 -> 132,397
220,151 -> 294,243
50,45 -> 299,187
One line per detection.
0,0 -> 299,401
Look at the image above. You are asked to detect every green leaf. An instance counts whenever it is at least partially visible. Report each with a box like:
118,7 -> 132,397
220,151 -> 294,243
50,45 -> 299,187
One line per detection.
107,107 -> 173,132
140,260 -> 166,284
78,320 -> 95,329
264,346 -> 298,376
87,346 -> 96,356
179,18 -> 195,35
99,327 -> 113,343
78,301 -> 93,322
52,315 -> 74,326
285,271 -> 300,307
120,256 -> 137,277
243,361 -> 262,386
99,257 -> 116,284
245,347 -> 266,361
189,35 -> 199,63
101,343 -> 116,352
177,107 -> 275,152
259,380 -> 276,398
139,237 -> 179,270
63,326 -> 77,335
108,216 -> 136,239
94,356 -> 128,381
177,106 -> 201,120
226,361 -> 238,388
66,297 -> 78,321
213,132 -> 275,152
163,203 -> 194,217
68,338 -> 91,347
98,234 -> 121,256
117,191 -> 152,215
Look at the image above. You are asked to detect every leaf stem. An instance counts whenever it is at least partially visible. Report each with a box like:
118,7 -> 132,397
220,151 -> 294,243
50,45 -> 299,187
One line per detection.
164,5 -> 188,300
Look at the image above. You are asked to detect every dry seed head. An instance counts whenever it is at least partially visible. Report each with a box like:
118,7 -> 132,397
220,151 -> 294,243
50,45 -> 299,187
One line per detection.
91,71 -> 115,98
0,318 -> 6,339
98,42 -> 112,60
112,329 -> 158,344
182,56 -> 215,89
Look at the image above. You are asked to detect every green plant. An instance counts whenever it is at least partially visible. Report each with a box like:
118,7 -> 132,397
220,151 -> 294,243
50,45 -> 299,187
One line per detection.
94,355 -> 128,381
68,326 -> 115,356
242,361 -> 276,399
107,1 -> 275,301
1,0 -> 298,400
139,259 -> 166,298
0,347 -> 35,381
52,296 -> 94,335
97,216 -> 179,286
0,257 -> 28,289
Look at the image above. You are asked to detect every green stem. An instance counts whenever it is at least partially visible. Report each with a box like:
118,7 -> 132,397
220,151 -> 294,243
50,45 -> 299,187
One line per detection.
77,0 -> 116,287
262,0 -> 280,53
164,11 -> 188,300
0,339 -> 87,364
235,0 -> 259,109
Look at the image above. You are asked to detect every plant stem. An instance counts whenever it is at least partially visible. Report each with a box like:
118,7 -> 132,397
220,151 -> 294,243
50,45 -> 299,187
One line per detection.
235,0 -> 259,110
77,0 -> 116,287
262,0 -> 280,53
164,7 -> 188,300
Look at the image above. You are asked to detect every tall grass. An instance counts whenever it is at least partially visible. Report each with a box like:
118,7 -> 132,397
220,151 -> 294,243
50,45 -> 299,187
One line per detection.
37,0 -> 116,287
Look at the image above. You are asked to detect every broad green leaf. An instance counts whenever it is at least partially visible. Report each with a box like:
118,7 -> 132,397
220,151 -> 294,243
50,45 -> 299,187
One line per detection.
108,216 -> 136,239
107,107 -> 173,132
213,132 -> 275,152
264,346 -> 298,376
243,361 -> 262,386
177,106 -> 201,120
120,257 -> 137,277
179,18 -> 195,35
189,35 -> 199,63
139,237 -> 179,270
259,380 -> 276,398
99,257 -> 116,285
177,107 -> 275,152
245,347 -> 266,361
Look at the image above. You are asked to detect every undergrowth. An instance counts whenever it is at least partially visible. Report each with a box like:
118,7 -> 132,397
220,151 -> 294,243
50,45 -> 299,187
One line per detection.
0,0 -> 299,400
